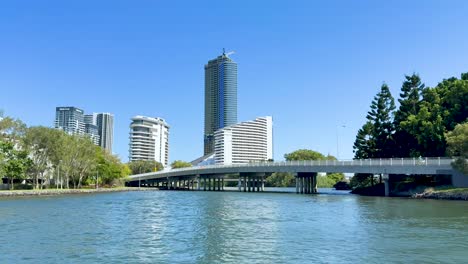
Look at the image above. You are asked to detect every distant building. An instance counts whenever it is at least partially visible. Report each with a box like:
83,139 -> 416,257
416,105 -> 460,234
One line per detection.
84,123 -> 100,146
84,114 -> 97,127
129,115 -> 169,167
214,116 -> 273,164
84,113 -> 114,152
55,107 -> 85,135
96,113 -> 114,152
204,50 -> 238,155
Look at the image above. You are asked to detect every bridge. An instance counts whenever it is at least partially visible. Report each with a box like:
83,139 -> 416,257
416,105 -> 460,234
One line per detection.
126,158 -> 466,196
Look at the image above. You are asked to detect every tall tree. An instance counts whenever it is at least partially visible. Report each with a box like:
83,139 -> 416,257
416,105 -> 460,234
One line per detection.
401,88 -> 446,156
23,127 -> 64,189
394,74 -> 425,125
353,122 -> 374,159
393,74 -> 425,157
354,84 -> 396,158
435,73 -> 468,131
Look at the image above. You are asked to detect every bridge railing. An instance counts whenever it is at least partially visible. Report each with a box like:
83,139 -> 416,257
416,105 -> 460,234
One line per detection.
176,157 -> 453,171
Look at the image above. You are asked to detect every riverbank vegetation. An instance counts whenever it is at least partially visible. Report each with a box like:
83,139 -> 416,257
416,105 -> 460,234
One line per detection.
0,117 -> 131,190
351,72 -> 468,191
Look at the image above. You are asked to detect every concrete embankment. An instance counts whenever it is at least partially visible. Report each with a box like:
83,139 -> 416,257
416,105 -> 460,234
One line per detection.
412,187 -> 468,200
0,187 -> 158,197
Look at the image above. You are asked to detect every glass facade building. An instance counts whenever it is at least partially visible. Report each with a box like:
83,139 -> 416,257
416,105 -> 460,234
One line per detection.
204,51 -> 238,155
55,107 -> 85,135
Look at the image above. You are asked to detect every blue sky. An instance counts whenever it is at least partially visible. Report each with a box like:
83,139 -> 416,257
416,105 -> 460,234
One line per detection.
1,0 -> 468,162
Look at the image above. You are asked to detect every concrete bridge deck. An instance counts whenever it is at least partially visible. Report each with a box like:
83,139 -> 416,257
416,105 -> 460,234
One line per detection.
126,158 -> 466,195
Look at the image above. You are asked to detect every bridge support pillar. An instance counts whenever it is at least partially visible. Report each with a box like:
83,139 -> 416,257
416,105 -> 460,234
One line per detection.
203,176 -> 206,191
296,173 -> 318,194
383,174 -> 390,197
261,175 -> 265,191
296,176 -> 299,193
222,178 -> 225,191
312,174 -> 317,193
240,173 -> 267,192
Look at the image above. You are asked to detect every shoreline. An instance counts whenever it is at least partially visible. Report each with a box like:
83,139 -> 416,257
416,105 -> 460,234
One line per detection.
0,187 -> 158,197
412,187 -> 468,201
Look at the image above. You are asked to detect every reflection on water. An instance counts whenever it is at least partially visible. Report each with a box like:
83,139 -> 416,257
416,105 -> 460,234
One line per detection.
1,189 -> 467,263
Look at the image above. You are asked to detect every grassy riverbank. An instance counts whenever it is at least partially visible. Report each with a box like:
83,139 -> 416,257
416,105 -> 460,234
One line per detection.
412,186 -> 468,200
0,187 -> 157,197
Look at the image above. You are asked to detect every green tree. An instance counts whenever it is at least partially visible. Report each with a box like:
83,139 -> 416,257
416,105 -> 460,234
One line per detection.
445,122 -> 468,174
317,175 -> 336,188
353,122 -> 374,159
23,127 -> 64,189
95,149 -> 130,186
401,88 -> 446,156
266,172 -> 295,187
436,74 -> 468,131
0,140 -> 32,190
0,117 -> 27,141
284,149 -> 326,161
171,160 -> 192,169
354,84 -> 396,158
393,74 -> 425,157
128,160 -> 163,174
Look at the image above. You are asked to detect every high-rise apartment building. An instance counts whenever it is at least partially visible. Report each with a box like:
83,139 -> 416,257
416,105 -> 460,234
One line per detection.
129,116 -> 169,167
204,50 -> 238,155
96,113 -> 114,152
55,107 -> 85,135
214,116 -> 273,165
84,113 -> 114,152
84,123 -> 100,146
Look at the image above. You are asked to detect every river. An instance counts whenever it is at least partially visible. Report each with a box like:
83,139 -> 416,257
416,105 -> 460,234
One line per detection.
1,188 -> 467,263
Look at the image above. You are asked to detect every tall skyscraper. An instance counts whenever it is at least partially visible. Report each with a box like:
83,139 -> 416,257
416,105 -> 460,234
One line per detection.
55,107 -> 85,135
96,113 -> 114,153
204,50 -> 238,155
129,116 -> 169,167
84,113 -> 114,152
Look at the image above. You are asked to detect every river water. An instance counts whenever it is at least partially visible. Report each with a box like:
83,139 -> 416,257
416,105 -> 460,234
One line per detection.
1,188 -> 467,263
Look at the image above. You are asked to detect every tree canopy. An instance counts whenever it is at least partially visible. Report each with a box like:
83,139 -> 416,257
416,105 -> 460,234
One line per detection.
171,160 -> 192,169
445,122 -> 468,174
0,118 -> 129,190
128,160 -> 163,175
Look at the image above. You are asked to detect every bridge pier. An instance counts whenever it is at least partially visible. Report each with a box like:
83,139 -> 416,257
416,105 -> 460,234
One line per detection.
296,173 -> 318,194
383,174 -> 390,197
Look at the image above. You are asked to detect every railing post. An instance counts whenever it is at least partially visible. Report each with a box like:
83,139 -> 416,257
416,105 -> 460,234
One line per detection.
425,157 -> 428,166
438,157 -> 441,166
390,158 -> 392,166
413,158 -> 416,166
380,158 -> 382,166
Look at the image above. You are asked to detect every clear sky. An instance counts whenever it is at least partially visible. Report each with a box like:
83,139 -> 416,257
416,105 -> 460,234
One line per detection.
1,0 -> 468,162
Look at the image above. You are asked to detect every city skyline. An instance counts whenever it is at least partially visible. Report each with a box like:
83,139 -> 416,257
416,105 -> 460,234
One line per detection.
2,1 -> 468,163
